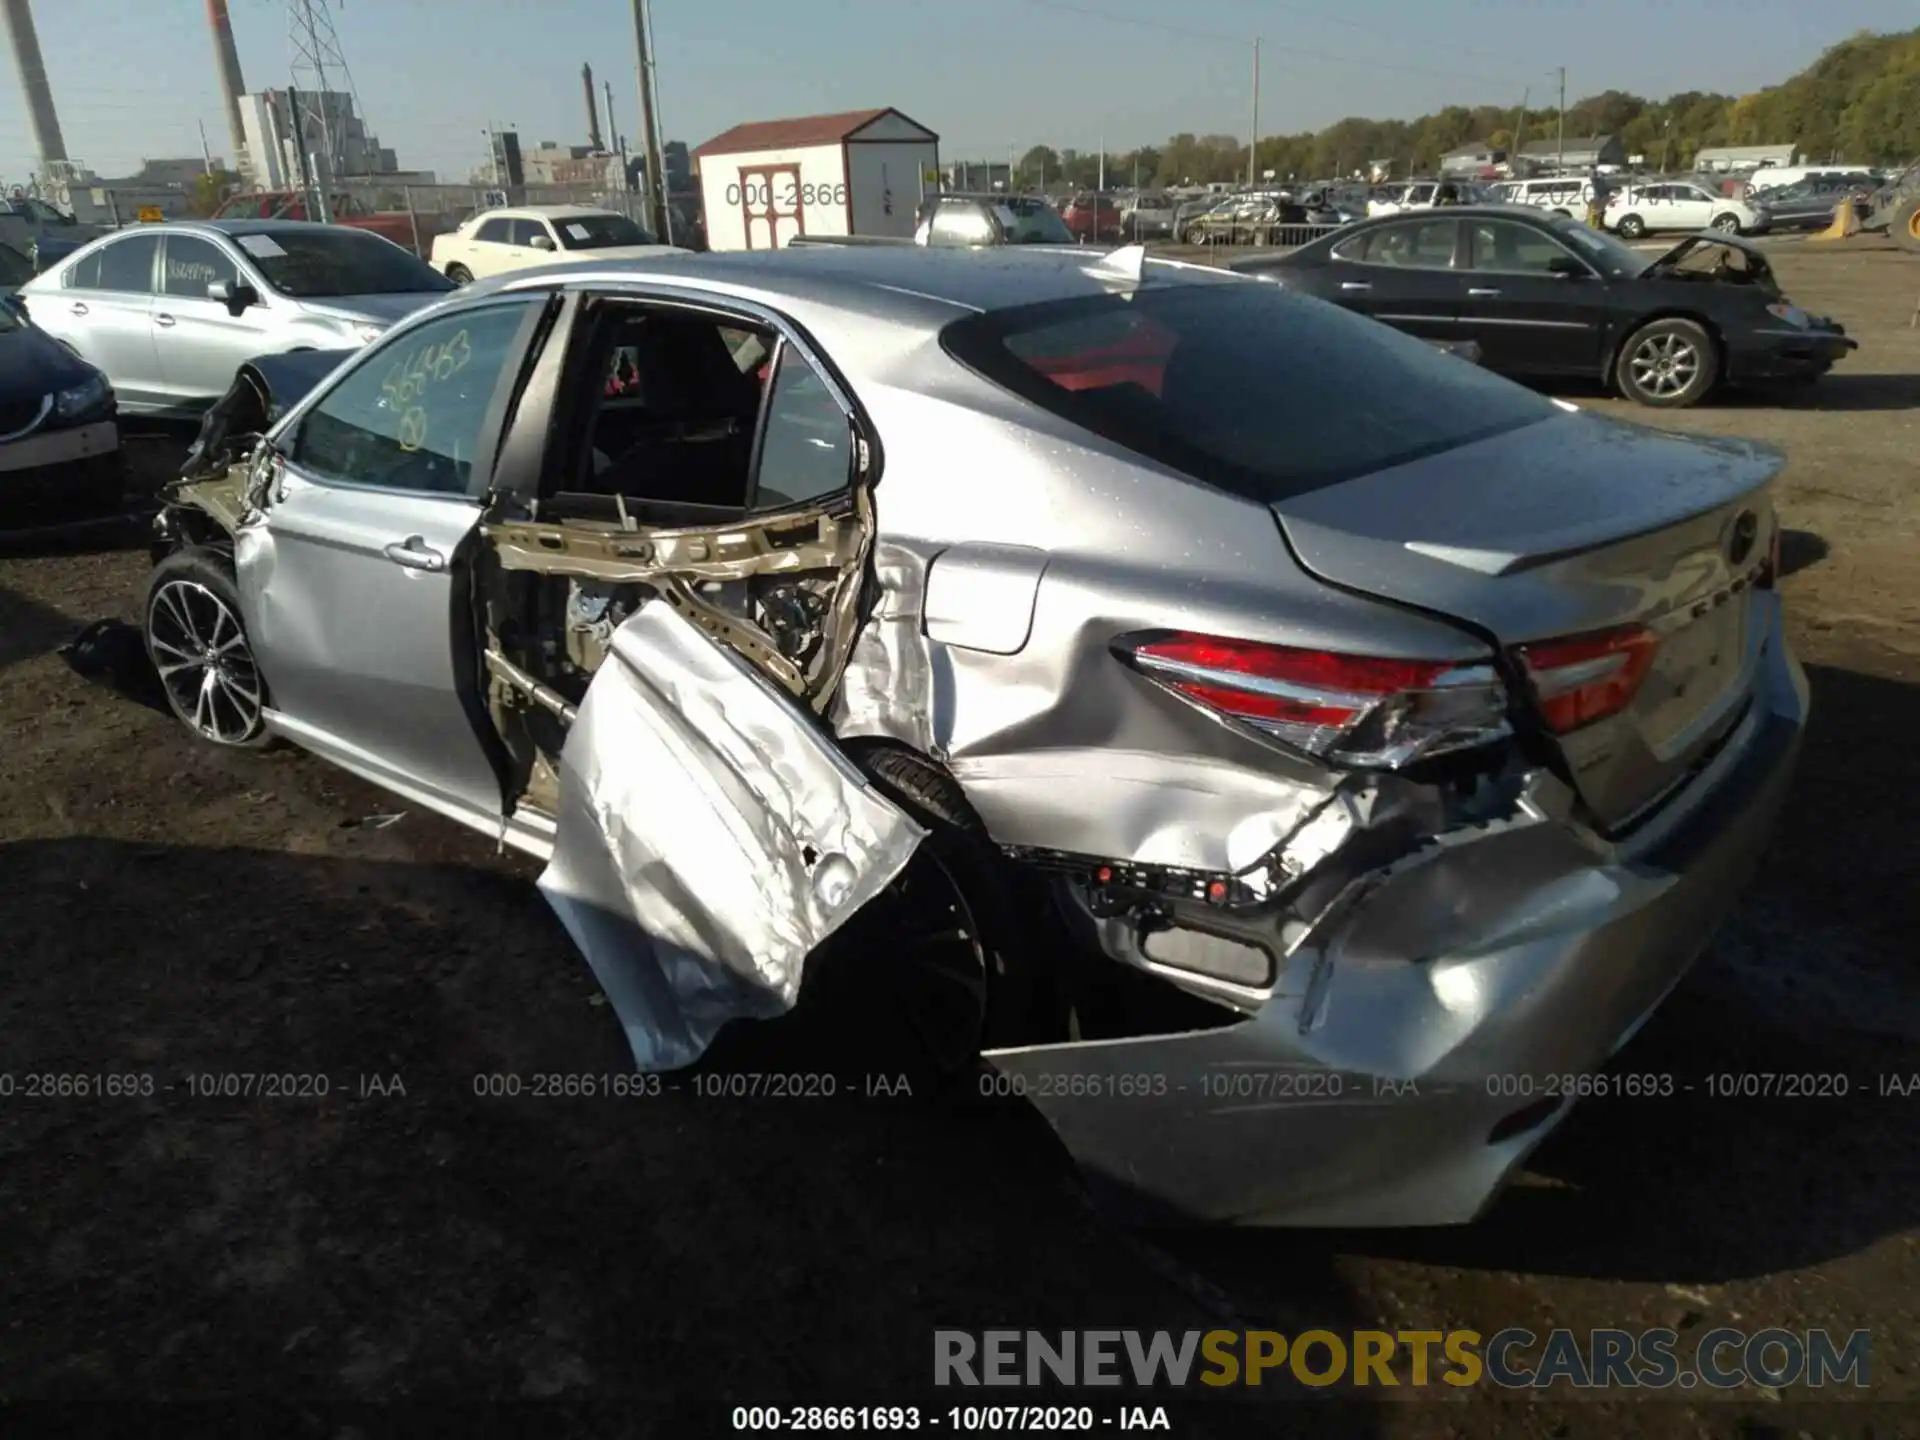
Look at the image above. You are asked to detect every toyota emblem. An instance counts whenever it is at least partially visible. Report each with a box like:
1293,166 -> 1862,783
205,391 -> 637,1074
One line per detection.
1728,510 -> 1758,566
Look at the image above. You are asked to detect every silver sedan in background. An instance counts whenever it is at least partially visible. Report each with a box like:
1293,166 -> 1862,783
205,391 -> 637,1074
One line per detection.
17,220 -> 454,417
144,245 -> 1806,1227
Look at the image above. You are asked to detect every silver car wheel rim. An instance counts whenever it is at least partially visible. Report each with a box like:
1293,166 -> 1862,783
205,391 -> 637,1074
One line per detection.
1713,215 -> 1739,231
148,580 -> 263,743
1630,334 -> 1700,397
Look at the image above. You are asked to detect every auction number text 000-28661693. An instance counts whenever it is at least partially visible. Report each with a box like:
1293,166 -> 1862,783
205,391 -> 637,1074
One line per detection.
726,181 -> 848,208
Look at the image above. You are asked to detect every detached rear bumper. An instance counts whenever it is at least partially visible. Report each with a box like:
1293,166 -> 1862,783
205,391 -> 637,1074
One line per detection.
988,595 -> 1808,1227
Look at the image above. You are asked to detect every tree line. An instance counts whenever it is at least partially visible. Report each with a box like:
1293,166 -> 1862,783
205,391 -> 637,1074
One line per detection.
1002,26 -> 1920,190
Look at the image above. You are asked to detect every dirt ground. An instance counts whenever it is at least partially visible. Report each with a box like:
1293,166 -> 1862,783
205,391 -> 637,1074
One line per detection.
1,239 -> 1916,1435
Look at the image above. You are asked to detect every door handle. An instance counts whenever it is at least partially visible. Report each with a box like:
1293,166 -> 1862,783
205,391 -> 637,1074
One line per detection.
155,313 -> 176,327
383,535 -> 447,572
69,302 -> 88,316
1468,287 -> 1502,297
1340,281 -> 1372,292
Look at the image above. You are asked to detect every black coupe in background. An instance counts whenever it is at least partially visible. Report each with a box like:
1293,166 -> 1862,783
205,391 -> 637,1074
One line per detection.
1232,206 -> 1855,407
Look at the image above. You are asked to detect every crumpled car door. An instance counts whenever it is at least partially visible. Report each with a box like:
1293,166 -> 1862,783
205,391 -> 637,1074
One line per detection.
537,600 -> 926,1071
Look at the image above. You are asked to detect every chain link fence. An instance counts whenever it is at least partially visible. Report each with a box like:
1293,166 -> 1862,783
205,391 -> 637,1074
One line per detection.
324,182 -> 657,254
1179,220 -> 1344,250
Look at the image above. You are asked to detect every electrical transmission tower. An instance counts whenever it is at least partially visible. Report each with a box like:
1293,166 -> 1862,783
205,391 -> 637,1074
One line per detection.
286,0 -> 368,181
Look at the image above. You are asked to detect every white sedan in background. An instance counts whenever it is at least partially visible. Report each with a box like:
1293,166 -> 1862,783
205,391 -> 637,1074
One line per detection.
1604,181 -> 1770,239
429,205 -> 684,284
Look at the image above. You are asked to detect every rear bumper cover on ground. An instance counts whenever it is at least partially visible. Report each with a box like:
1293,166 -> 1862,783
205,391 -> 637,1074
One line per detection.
986,596 -> 1808,1227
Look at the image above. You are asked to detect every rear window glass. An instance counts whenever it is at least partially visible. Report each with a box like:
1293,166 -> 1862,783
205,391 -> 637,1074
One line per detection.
941,283 -> 1553,501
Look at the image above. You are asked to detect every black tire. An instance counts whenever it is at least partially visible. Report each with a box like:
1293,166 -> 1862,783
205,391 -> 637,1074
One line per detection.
803,742 -> 1058,1083
1616,316 -> 1719,409
143,548 -> 273,748
1550,207 -> 1572,218
445,263 -> 473,285
1615,213 -> 1646,239
1891,196 -> 1920,254
1710,211 -> 1743,234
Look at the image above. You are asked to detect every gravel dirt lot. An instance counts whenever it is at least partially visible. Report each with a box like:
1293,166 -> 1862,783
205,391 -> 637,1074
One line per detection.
1,239 -> 1915,1435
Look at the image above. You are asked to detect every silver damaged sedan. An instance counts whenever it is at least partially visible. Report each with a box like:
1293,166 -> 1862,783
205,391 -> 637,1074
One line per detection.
145,245 -> 1808,1226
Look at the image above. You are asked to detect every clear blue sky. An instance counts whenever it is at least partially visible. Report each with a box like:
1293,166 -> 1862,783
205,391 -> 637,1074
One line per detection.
3,0 -> 1913,183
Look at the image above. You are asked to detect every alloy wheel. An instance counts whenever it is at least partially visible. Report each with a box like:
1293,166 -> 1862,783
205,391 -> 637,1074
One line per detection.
1629,333 -> 1701,399
147,579 -> 265,744
1712,213 -> 1741,233
1909,209 -> 1920,242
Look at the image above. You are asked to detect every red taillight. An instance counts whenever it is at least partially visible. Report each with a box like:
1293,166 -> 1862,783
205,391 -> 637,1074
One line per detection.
1123,632 -> 1510,768
1515,626 -> 1659,734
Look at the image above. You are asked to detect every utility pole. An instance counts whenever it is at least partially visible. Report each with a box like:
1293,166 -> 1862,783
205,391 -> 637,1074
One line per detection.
198,119 -> 215,175
287,85 -> 317,219
1248,37 -> 1260,189
1555,66 -> 1566,171
1509,86 -> 1528,173
630,0 -> 669,240
1098,135 -> 1105,192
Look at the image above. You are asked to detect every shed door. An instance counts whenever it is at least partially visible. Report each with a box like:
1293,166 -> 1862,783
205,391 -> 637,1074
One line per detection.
739,164 -> 805,250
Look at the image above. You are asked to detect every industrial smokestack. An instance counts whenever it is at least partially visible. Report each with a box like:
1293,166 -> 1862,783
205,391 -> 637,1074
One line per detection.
206,0 -> 249,172
582,62 -> 604,151
1,0 -> 68,167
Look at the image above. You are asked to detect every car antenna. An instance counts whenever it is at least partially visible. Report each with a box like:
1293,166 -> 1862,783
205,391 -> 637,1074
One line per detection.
1087,243 -> 1149,286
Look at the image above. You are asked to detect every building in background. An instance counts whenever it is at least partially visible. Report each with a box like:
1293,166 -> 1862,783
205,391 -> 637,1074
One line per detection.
519,141 -> 625,190
240,88 -> 413,188
663,141 -> 691,192
1439,142 -> 1507,178
1517,135 -> 1627,172
36,156 -> 227,223
1693,143 -> 1799,173
694,107 -> 938,250
942,160 -> 1009,191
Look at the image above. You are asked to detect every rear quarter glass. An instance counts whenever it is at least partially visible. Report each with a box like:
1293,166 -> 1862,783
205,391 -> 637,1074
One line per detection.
941,283 -> 1556,502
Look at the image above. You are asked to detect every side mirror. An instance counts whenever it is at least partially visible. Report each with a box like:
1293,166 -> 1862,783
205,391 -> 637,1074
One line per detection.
208,279 -> 259,316
529,233 -> 555,252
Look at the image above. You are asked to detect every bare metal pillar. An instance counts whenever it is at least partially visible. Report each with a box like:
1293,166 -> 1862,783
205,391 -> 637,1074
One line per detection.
206,0 -> 250,171
1,0 -> 68,167
583,63 -> 603,151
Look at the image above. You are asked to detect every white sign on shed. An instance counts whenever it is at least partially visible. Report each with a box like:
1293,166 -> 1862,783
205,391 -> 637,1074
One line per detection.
692,107 -> 940,252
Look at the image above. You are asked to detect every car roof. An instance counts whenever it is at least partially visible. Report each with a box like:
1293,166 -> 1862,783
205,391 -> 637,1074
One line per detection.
486,204 -> 621,220
476,244 -> 1248,321
129,218 -> 385,240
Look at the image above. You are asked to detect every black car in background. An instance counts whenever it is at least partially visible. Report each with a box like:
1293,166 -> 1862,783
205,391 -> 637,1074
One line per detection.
1757,172 -> 1881,231
1232,206 -> 1855,408
0,295 -> 123,525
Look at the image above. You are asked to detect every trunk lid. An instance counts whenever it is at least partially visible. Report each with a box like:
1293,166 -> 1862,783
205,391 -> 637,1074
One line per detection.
1271,409 -> 1781,829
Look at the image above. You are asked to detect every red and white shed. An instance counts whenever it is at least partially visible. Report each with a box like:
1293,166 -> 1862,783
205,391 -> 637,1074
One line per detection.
692,108 -> 940,250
